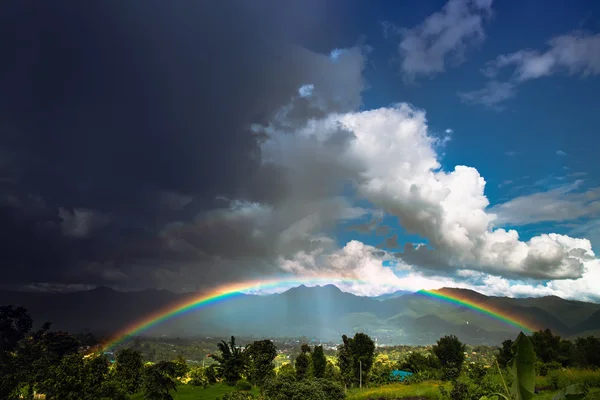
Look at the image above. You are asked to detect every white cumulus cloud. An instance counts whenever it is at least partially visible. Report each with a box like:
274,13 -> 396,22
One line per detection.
259,103 -> 596,281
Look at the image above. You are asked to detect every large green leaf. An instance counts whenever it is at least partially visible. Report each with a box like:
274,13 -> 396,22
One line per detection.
552,384 -> 587,400
508,332 -> 536,400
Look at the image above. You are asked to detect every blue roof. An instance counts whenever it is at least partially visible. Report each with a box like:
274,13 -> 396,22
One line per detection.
390,370 -> 413,381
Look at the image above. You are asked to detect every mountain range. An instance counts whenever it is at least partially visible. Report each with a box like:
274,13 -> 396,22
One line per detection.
2,285 -> 600,345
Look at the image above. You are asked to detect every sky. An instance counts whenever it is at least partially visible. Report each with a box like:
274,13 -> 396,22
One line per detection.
1,0 -> 600,301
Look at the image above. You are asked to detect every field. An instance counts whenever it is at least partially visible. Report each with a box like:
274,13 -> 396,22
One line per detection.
346,383 -> 600,400
131,382 -> 260,399
346,381 -> 447,399
129,379 -> 600,400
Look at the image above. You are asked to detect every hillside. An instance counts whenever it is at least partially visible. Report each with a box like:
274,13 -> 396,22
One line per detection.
1,285 -> 599,345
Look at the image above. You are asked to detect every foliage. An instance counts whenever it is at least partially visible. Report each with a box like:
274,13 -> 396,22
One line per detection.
116,347 -> 144,394
246,339 -> 277,387
403,370 -> 439,384
536,361 -> 563,377
497,339 -> 514,369
346,381 -> 445,400
439,367 -> 501,400
277,363 -> 296,380
312,345 -> 326,379
172,354 -> 189,379
551,384 -> 587,400
401,351 -> 441,374
188,366 -> 209,387
40,352 -> 124,400
572,336 -> 600,369
324,360 -> 341,382
218,392 -> 256,400
206,364 -> 219,383
83,354 -> 109,394
338,332 -> 376,387
530,329 -> 572,367
142,360 -> 178,400
235,379 -> 252,391
432,334 -> 466,381
467,363 -> 488,382
507,332 -> 537,400
548,369 -> 600,392
263,376 -> 345,400
210,336 -> 247,385
0,305 -> 33,399
97,379 -> 129,400
369,353 -> 394,385
42,353 -> 85,400
295,352 -> 311,380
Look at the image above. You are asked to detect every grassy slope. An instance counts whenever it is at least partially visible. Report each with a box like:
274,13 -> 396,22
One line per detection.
132,383 -> 259,400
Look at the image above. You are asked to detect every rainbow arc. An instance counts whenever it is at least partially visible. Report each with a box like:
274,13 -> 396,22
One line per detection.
102,278 -> 535,350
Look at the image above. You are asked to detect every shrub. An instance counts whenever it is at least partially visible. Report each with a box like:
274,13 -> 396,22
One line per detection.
263,376 -> 345,400
548,369 -> 600,391
536,360 -> 562,376
188,366 -> 208,387
235,379 -> 252,391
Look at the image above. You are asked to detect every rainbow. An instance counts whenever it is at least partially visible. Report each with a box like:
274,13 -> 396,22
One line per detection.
102,277 -> 534,350
417,289 -> 535,333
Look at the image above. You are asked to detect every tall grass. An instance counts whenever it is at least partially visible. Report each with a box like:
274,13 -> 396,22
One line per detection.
346,381 -> 448,400
546,369 -> 600,391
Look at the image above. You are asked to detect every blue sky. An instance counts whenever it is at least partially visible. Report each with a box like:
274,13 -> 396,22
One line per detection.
330,0 -> 600,254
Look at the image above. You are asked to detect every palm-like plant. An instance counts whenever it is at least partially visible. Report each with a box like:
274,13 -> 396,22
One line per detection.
210,336 -> 247,385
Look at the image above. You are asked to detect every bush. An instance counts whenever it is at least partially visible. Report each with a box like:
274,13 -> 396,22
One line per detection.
439,369 -> 503,400
188,366 -> 209,387
465,363 -> 487,381
235,379 -> 252,391
403,370 -> 438,384
548,369 -> 600,391
536,361 -> 562,376
263,376 -> 345,400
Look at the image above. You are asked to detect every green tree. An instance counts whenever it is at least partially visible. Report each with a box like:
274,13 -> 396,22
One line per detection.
19,324 -> 79,399
337,332 -> 375,387
432,334 -> 466,380
189,366 -> 209,387
172,354 -> 189,378
529,329 -> 572,366
83,354 -> 110,397
496,339 -> 514,368
400,351 -> 439,373
370,353 -> 394,385
115,347 -> 144,394
277,363 -> 296,380
0,305 -> 33,399
573,336 -> 600,368
295,353 -> 310,380
312,345 -> 326,379
142,361 -> 178,400
210,336 -> 247,385
246,339 -> 277,387
42,353 -> 85,400
206,364 -> 219,383
324,360 -> 340,381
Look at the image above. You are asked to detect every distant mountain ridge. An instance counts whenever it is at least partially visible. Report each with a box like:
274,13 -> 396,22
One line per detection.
1,285 -> 599,345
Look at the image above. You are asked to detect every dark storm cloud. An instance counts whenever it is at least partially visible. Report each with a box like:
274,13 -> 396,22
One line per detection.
0,0 -> 360,289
